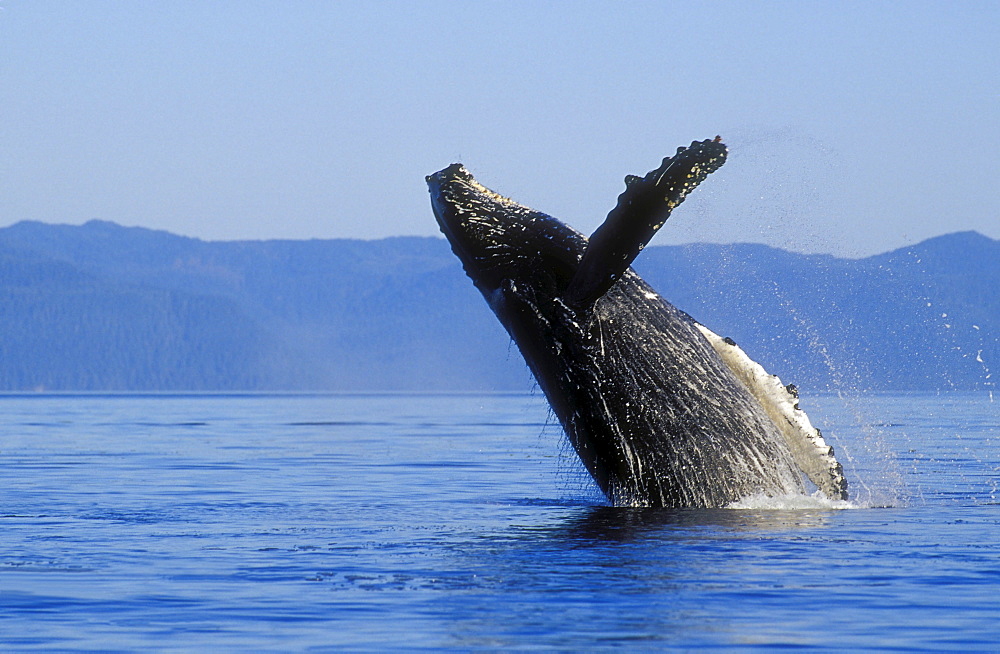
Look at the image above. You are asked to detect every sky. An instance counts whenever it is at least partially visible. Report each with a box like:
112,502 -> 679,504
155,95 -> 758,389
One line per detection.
1,1 -> 997,256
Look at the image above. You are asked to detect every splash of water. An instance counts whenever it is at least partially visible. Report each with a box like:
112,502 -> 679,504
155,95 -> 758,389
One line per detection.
727,491 -> 860,510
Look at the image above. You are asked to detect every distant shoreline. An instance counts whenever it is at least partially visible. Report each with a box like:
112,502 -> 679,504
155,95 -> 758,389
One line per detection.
2,221 -> 996,393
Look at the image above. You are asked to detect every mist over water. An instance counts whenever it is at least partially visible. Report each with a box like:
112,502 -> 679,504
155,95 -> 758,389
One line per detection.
655,166 -> 999,511
661,129 -> 846,255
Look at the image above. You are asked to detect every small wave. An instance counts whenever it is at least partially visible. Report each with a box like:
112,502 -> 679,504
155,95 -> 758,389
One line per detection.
284,421 -> 396,427
726,491 -> 858,510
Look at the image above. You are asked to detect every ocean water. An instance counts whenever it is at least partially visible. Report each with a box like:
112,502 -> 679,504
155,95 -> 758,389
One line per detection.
1,391 -> 998,651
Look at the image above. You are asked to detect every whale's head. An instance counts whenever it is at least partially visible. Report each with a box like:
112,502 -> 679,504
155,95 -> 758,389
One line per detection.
428,139 -> 728,320
427,164 -> 587,308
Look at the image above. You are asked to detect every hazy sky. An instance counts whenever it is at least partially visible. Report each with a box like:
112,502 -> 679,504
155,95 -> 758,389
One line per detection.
1,1 -> 997,255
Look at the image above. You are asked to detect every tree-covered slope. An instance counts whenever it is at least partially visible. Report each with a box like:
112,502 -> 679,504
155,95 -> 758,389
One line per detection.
0,220 -> 995,392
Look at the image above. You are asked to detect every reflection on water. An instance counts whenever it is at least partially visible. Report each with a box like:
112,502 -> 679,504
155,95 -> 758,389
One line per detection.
543,504 -> 838,545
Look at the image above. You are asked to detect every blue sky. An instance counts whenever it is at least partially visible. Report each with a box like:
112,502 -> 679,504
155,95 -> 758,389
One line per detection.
1,1 -> 997,255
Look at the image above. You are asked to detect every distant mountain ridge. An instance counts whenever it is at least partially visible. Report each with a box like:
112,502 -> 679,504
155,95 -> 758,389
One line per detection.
1,220 -> 996,392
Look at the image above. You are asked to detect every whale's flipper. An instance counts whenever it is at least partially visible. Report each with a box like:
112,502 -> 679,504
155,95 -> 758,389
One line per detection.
564,137 -> 728,308
694,324 -> 849,500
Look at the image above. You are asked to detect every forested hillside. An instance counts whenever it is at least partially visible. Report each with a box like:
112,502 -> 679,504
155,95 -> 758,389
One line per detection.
1,220 -> 996,392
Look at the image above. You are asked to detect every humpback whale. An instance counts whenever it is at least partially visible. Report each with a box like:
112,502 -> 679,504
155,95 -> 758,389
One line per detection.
427,138 -> 847,508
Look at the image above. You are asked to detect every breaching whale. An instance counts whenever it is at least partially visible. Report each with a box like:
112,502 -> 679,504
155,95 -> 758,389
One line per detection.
427,138 -> 847,508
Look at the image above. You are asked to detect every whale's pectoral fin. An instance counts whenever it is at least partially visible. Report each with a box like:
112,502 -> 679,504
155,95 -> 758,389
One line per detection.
694,323 -> 849,501
563,137 -> 728,308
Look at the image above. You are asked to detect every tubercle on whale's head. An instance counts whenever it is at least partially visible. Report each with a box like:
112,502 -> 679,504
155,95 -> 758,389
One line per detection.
427,164 -> 586,302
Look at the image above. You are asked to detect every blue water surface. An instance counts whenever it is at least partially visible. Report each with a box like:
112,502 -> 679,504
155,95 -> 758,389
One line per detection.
1,392 -> 998,651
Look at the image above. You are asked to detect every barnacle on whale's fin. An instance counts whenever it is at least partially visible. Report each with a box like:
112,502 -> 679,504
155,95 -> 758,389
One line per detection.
564,137 -> 728,308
